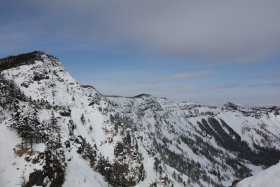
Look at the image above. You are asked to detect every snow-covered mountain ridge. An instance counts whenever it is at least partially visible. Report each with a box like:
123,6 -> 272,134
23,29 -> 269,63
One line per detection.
0,51 -> 280,187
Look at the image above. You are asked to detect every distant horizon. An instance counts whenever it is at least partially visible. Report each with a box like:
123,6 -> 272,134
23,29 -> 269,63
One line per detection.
1,1 -> 280,105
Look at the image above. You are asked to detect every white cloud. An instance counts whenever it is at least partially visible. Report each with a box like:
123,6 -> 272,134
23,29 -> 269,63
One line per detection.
2,0 -> 280,63
22,0 -> 280,63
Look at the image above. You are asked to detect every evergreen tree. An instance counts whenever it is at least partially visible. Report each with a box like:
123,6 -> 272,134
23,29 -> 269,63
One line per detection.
81,114 -> 85,124
50,111 -> 59,131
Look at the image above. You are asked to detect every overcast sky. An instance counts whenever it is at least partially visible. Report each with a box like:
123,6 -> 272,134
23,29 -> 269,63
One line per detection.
1,0 -> 280,105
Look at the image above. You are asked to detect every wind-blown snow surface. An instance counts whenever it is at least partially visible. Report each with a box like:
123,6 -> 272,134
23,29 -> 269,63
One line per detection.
0,52 -> 280,187
237,162 -> 280,187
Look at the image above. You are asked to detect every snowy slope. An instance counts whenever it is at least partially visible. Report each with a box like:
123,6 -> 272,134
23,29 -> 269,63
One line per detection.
0,51 -> 280,187
0,119 -> 23,187
237,162 -> 280,187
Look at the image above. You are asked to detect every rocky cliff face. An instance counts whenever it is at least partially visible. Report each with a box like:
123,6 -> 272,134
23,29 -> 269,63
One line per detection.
0,51 -> 280,187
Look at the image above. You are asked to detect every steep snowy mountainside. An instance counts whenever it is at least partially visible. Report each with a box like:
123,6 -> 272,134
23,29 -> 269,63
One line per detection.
236,162 -> 280,187
0,52 -> 160,187
0,52 -> 108,187
0,51 -> 280,187
108,95 -> 280,186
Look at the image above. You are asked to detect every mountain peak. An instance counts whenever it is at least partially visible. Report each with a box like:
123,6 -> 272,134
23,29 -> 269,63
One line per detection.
0,51 -> 58,71
133,93 -> 152,98
223,101 -> 239,110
